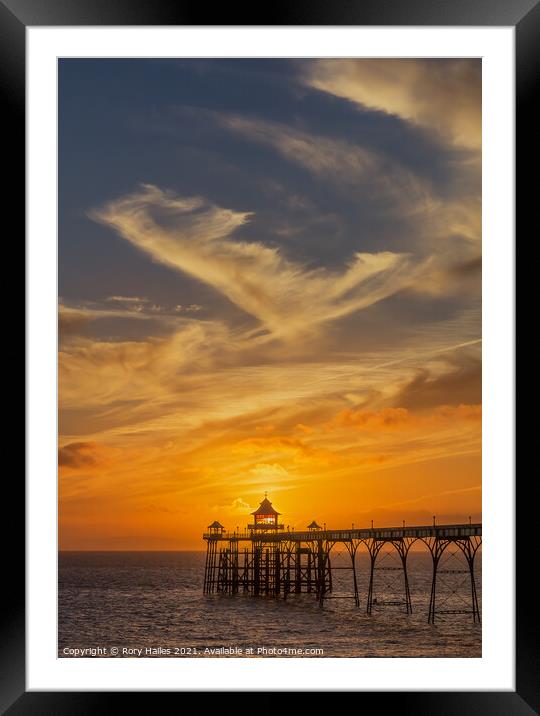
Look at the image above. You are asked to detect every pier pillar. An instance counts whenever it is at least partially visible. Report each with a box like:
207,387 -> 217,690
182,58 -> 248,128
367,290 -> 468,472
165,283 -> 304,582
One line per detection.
316,540 -> 331,606
294,545 -> 302,593
367,538 -> 413,614
427,537 -> 481,623
242,547 -> 249,592
253,545 -> 261,596
283,547 -> 291,599
345,540 -> 360,607
230,540 -> 239,594
274,546 -> 281,595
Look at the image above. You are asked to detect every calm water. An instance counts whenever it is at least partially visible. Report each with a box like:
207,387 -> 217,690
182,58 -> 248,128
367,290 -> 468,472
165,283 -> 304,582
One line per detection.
59,550 -> 481,658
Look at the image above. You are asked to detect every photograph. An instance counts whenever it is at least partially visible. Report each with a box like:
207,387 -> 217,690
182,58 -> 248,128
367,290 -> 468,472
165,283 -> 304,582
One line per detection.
58,57 -> 483,659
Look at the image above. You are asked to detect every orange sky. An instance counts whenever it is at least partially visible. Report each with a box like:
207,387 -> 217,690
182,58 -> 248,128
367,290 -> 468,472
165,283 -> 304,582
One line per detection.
59,59 -> 481,550
59,384 -> 481,549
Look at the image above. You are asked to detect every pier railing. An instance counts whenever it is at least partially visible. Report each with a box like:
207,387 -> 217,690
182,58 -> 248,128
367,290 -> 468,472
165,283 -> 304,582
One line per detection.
203,523 -> 482,541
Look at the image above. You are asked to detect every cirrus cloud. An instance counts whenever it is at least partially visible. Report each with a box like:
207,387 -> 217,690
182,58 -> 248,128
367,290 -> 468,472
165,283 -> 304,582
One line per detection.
301,59 -> 481,150
90,184 -> 427,339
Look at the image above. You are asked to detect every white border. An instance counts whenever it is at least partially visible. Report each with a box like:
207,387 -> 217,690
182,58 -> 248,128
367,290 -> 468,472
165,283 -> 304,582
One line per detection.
27,27 -> 515,691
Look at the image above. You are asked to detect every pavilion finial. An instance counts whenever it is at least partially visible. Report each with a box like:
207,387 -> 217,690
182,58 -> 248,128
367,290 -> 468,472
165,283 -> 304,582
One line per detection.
264,490 -> 267,499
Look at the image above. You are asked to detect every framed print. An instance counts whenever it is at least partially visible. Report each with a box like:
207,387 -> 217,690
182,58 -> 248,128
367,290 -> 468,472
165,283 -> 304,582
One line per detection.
11,0 -> 531,710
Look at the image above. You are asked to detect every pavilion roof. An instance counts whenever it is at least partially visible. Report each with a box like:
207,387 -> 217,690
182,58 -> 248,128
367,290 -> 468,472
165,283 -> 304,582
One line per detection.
251,497 -> 280,516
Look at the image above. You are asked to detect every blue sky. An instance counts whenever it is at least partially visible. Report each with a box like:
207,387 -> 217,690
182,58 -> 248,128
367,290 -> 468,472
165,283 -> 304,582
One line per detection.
59,59 -> 480,324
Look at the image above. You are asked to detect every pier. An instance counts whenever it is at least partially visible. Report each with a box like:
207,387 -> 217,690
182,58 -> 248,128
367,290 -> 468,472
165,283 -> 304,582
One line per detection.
203,496 -> 482,622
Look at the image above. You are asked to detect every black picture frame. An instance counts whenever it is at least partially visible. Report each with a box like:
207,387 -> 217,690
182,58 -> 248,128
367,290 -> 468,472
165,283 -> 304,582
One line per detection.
9,0 -> 529,710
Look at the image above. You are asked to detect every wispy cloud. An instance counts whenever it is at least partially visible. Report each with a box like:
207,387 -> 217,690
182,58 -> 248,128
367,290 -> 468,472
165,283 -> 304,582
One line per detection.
217,113 -> 430,208
216,113 -> 480,251
59,300 -> 205,340
106,295 -> 149,303
301,59 -> 481,150
90,184 -> 426,339
328,403 -> 481,432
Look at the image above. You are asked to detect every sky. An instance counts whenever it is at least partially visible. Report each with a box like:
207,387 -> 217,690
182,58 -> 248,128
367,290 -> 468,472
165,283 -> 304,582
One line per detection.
58,59 -> 481,550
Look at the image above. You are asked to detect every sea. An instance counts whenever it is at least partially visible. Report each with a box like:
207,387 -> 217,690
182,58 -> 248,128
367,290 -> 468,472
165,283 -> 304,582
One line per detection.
59,550 -> 481,658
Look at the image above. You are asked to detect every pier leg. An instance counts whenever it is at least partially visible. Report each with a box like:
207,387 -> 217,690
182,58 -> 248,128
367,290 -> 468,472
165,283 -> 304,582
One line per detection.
470,563 -> 480,622
396,539 -> 413,614
328,552 -> 333,593
211,542 -> 218,593
459,537 -> 482,623
367,550 -> 375,614
254,545 -> 261,596
274,546 -> 281,595
402,553 -> 412,614
203,541 -> 212,594
217,549 -> 224,593
317,540 -> 331,607
283,548 -> 291,599
231,541 -> 239,594
295,546 -> 301,593
428,554 -> 437,623
349,543 -> 360,607
367,539 -> 412,614
427,539 -> 448,623
243,548 -> 249,592
428,537 -> 481,623
204,541 -> 212,594
366,540 -> 383,614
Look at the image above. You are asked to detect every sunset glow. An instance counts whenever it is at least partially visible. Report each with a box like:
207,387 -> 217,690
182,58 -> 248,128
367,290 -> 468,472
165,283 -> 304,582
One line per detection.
59,59 -> 481,550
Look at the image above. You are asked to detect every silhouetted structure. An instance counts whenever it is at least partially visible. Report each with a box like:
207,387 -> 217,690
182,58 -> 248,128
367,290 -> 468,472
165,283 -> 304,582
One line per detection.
248,493 -> 283,533
202,496 -> 482,622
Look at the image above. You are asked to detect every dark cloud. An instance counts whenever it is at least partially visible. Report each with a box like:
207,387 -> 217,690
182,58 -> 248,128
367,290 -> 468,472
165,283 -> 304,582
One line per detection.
394,353 -> 481,410
58,310 -> 92,337
448,256 -> 482,279
59,442 -> 103,469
